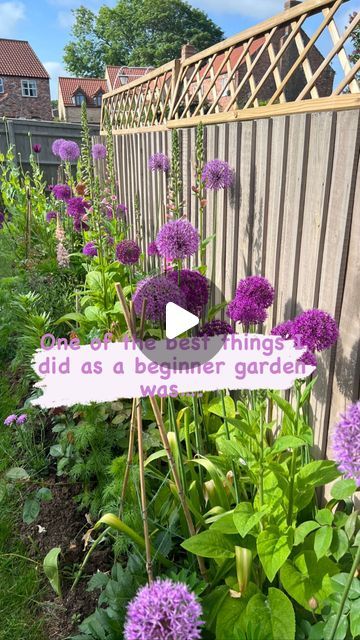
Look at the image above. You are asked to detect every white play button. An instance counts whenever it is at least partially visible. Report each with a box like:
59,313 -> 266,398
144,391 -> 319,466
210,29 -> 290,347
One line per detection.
165,303 -> 199,339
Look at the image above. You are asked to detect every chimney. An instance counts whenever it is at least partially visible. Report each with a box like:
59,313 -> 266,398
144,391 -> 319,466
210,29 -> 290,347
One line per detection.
181,42 -> 197,61
284,0 -> 301,8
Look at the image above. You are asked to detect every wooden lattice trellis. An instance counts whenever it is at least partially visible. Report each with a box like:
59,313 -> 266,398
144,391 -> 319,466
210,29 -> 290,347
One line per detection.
101,0 -> 360,133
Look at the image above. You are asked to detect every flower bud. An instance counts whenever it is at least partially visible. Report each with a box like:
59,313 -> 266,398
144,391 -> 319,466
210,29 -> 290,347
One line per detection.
308,597 -> 318,610
235,546 -> 252,595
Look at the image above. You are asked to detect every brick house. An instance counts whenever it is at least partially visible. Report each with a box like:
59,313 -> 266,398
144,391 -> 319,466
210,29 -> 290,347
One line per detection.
58,77 -> 108,124
0,39 -> 52,120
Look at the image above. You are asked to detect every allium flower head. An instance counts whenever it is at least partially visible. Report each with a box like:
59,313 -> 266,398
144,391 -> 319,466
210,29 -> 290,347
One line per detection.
202,159 -> 233,191
91,143 -> 107,160
133,275 -> 185,323
67,197 -> 90,218
227,296 -> 267,326
298,350 -> 317,367
83,242 -> 97,257
236,275 -> 274,309
156,219 -> 199,260
124,578 -> 203,640
52,183 -> 71,202
116,240 -> 141,265
148,152 -> 170,173
199,319 -> 234,337
4,414 -> 17,426
73,216 -> 89,233
167,269 -> 209,316
332,402 -> 360,481
292,309 -> 339,352
32,143 -> 41,154
116,203 -> 127,220
57,242 -> 70,268
46,210 -> 57,223
16,414 -> 27,425
271,319 -> 294,340
58,140 -> 80,162
52,138 -> 65,156
147,241 -> 159,257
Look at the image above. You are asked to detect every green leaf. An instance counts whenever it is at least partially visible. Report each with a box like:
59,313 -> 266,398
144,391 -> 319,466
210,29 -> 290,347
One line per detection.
271,435 -> 307,454
181,531 -> 235,559
314,526 -> 333,559
268,392 -> 295,423
350,597 -> 360,637
331,573 -> 360,599
331,478 -> 357,500
5,467 -> 30,481
257,526 -> 292,582
43,547 -> 62,597
215,588 -> 255,640
36,487 -> 53,502
323,614 -> 348,640
208,395 -> 236,419
23,497 -> 40,524
316,509 -> 334,526
245,588 -> 296,640
55,312 -> 85,325
330,529 -> 349,561
297,461 -> 339,490
280,551 -> 338,611
49,444 -> 63,457
210,512 -> 238,535
233,503 -> 268,538
294,521 -> 320,545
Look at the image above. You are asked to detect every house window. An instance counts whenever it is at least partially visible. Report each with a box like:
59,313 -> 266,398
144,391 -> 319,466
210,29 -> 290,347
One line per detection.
72,92 -> 85,106
0,78 -> 4,94
93,93 -> 103,107
21,79 -> 37,97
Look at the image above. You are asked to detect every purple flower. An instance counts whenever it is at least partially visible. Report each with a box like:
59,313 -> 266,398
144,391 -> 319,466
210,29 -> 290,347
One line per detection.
82,242 -> 97,257
124,578 -> 203,640
58,140 -> 80,162
236,276 -> 274,309
52,184 -> 71,202
4,414 -> 17,426
167,269 -> 209,316
46,210 -> 57,223
51,138 -> 65,156
332,402 -> 360,481
227,296 -> 267,326
156,219 -> 199,261
32,143 -> 41,154
107,235 -> 114,246
199,319 -> 234,337
133,275 -> 185,322
116,240 -> 141,265
67,197 -> 90,218
148,153 -> 170,173
271,320 -> 294,340
16,414 -> 27,425
91,143 -> 107,160
73,216 -> 89,233
147,241 -> 159,257
102,204 -> 113,219
298,350 -> 317,367
202,159 -> 233,191
292,309 -> 339,352
115,203 -> 127,220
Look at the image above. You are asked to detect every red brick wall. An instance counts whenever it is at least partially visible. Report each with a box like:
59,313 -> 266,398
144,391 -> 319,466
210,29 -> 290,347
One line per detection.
0,76 -> 52,120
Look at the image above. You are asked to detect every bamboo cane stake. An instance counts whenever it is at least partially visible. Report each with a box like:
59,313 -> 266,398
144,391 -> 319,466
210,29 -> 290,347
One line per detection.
136,397 -> 153,583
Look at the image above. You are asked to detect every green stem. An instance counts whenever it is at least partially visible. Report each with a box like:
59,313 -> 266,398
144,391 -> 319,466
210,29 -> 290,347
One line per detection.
329,543 -> 360,640
259,404 -> 264,512
168,397 -> 187,495
211,191 -> 218,289
287,384 -> 301,526
220,389 -> 240,504
192,395 -> 203,487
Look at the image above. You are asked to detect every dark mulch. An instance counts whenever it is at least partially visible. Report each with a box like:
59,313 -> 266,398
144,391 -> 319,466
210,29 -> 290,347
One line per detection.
19,477 -> 113,639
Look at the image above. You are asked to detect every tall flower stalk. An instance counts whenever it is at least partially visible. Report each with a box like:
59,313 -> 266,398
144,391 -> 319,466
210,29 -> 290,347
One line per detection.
194,123 -> 206,267
80,102 -> 94,201
170,130 -> 182,218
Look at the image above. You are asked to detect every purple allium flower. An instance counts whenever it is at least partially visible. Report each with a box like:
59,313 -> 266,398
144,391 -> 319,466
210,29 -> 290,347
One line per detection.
4,414 -> 17,426
115,203 -> 127,220
67,197 -> 90,218
227,296 -> 267,326
82,242 -> 97,257
236,275 -> 274,309
51,138 -> 65,156
102,204 -> 113,219
202,159 -> 234,191
91,143 -> 107,160
58,140 -> 80,162
148,152 -> 170,173
46,210 -> 57,223
199,319 -> 234,337
133,275 -> 185,322
57,242 -> 70,268
124,578 -> 203,640
116,240 -> 141,265
32,143 -> 41,154
147,241 -> 159,257
292,309 -> 339,353
167,269 -> 209,316
332,402 -> 360,481
52,183 -> 71,202
298,350 -> 317,367
16,414 -> 27,425
271,319 -> 294,340
73,216 -> 89,233
156,219 -> 199,261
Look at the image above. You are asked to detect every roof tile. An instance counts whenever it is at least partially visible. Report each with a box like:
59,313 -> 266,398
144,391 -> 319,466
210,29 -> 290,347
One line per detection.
0,39 -> 49,78
59,77 -> 108,106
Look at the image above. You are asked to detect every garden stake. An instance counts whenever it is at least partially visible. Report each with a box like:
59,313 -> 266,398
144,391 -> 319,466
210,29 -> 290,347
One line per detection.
119,398 -> 137,517
220,389 -> 240,504
136,397 -> 153,583
149,396 -> 207,579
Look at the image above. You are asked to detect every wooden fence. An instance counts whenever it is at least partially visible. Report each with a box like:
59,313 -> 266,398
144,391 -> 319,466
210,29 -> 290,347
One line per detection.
0,119 -> 99,182
95,106 -> 360,461
101,0 -> 360,134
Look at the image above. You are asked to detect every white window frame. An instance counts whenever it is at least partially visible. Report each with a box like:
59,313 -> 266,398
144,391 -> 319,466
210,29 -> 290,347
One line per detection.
0,78 -> 4,93
73,92 -> 85,106
21,79 -> 37,97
